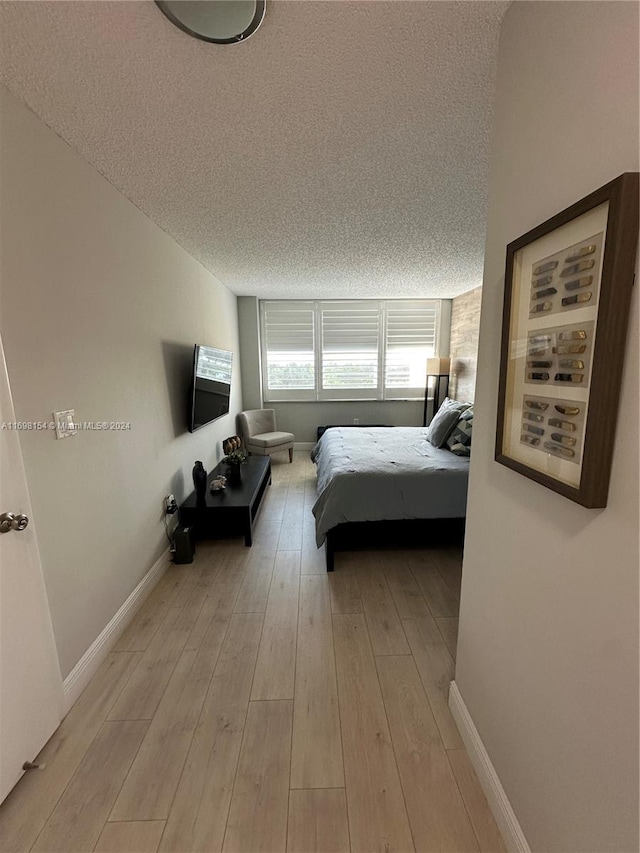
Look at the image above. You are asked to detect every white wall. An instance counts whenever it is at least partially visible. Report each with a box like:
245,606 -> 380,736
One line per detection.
271,400 -> 425,443
0,88 -> 242,678
237,296 -> 263,411
456,3 -> 639,851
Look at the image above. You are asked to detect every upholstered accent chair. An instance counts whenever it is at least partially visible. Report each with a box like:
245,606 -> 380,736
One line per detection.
239,409 -> 294,463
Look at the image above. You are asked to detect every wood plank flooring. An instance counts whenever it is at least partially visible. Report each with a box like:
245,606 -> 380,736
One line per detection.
0,452 -> 505,853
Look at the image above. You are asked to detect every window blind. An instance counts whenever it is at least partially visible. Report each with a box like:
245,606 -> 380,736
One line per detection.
384,301 -> 438,395
321,302 -> 380,394
261,302 -> 315,399
260,299 -> 441,402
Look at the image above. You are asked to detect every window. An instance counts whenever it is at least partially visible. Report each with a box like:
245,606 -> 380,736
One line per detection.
384,301 -> 439,395
260,299 -> 441,402
321,302 -> 380,397
260,302 -> 316,400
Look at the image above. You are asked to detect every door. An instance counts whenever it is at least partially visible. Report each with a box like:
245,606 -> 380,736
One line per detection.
0,335 -> 63,803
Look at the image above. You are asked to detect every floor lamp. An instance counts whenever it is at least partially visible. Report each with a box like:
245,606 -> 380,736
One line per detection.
423,357 -> 451,426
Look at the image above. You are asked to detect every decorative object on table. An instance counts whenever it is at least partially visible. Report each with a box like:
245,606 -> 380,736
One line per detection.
222,448 -> 247,483
495,172 -> 638,508
223,435 -> 242,455
210,475 -> 227,492
192,460 -> 208,502
426,397 -> 471,448
423,358 -> 451,426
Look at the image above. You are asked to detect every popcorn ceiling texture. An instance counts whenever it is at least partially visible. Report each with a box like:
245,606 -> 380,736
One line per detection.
0,0 -> 508,299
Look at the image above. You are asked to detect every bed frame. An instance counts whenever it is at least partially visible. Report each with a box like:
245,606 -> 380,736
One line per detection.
324,517 -> 465,571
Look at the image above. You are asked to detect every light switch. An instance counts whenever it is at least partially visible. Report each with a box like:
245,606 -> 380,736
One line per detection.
53,410 -> 76,440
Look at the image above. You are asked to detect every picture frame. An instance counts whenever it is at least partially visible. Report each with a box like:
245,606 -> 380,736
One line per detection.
495,172 -> 639,508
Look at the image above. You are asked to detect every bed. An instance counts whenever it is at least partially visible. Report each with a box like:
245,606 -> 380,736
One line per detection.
311,425 -> 471,571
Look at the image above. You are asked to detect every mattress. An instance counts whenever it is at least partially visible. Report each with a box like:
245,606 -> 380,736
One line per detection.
311,426 -> 470,546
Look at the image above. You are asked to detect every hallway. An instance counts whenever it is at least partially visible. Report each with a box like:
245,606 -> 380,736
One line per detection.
0,452 -> 505,852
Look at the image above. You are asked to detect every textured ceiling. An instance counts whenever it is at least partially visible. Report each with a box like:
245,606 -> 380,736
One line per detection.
0,0 -> 509,299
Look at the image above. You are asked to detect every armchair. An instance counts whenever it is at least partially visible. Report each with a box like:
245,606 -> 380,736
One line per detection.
239,409 -> 294,463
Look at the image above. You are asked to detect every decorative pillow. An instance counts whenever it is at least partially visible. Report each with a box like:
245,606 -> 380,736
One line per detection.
446,407 -> 474,456
426,398 -> 471,448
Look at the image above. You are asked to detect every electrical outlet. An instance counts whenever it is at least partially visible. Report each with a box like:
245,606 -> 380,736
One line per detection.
353,418 -> 359,425
53,410 -> 76,440
165,494 -> 178,515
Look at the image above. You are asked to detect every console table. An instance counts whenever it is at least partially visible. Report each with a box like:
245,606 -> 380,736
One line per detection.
179,455 -> 271,546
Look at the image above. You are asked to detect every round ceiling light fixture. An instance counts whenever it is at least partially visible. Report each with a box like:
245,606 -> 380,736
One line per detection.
156,0 -> 266,45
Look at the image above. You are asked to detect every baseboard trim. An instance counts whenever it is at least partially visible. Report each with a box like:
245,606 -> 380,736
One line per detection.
62,549 -> 171,712
294,442 -> 315,451
449,681 -> 531,853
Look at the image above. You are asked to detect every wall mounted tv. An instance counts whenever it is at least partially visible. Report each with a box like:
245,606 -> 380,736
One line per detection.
189,344 -> 233,432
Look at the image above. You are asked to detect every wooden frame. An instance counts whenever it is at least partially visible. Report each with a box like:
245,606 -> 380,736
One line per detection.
496,173 -> 639,508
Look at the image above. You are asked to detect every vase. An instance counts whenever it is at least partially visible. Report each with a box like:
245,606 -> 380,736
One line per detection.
226,464 -> 242,485
192,461 -> 207,502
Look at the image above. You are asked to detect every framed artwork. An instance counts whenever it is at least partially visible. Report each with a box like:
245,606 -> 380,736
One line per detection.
495,172 -> 639,507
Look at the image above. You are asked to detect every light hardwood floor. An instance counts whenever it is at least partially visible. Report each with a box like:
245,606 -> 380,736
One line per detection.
0,452 -> 506,853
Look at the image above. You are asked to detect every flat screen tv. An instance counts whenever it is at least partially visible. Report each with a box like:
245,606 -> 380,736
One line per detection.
188,344 -> 233,432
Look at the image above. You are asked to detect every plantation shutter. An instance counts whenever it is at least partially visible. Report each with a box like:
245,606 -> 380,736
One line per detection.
261,301 -> 316,401
259,298 -> 442,401
384,301 -> 439,396
320,302 -> 381,399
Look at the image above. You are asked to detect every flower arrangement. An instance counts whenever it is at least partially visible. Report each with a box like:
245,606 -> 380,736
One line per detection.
222,435 -> 246,473
222,448 -> 247,467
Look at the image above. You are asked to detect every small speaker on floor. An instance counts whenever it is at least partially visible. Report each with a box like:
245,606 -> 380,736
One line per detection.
173,525 -> 195,564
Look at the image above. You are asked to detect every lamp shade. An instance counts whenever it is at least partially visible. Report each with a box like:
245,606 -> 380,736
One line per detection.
426,357 -> 451,376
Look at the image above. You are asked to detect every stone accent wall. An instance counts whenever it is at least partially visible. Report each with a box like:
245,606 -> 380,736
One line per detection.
449,286 -> 481,403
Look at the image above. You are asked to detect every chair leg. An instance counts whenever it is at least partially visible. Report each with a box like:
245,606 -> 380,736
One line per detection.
289,447 -> 293,463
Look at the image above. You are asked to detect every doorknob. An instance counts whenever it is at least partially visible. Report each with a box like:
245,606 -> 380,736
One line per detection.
0,512 -> 29,533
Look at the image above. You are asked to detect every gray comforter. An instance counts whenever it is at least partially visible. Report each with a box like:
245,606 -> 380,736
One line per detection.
311,427 -> 470,546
